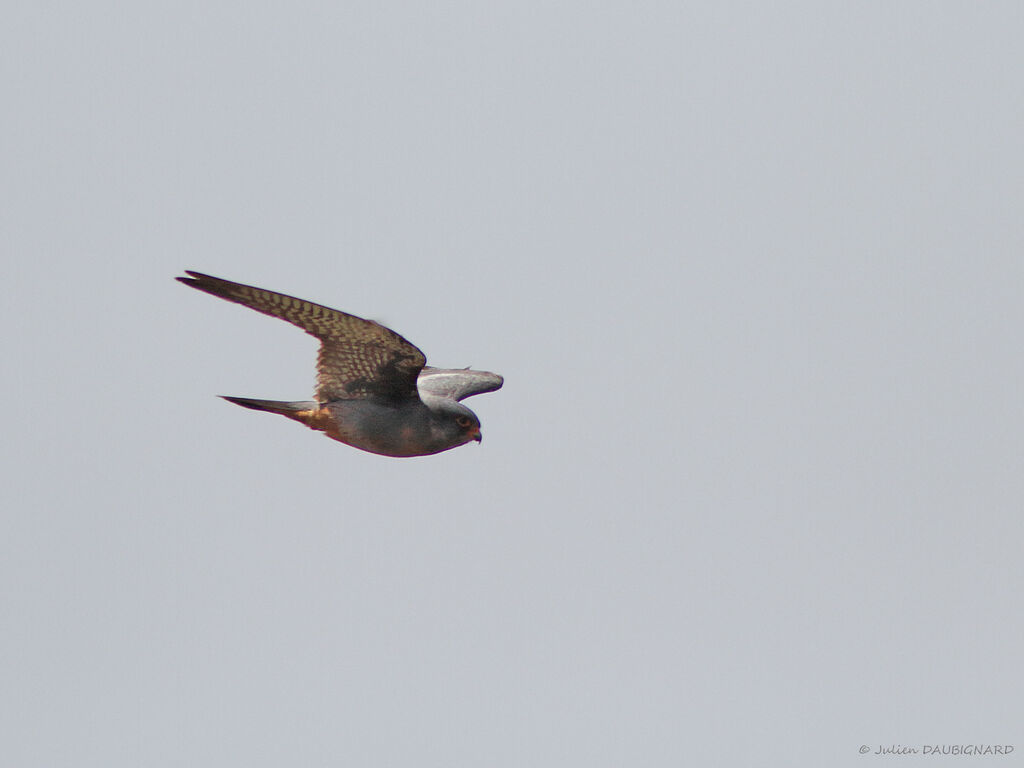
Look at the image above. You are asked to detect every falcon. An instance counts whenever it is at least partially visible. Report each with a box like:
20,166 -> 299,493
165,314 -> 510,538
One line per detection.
177,271 -> 503,457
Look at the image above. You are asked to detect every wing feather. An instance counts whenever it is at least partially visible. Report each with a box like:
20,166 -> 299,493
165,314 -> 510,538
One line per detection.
177,271 -> 426,402
417,367 -> 504,402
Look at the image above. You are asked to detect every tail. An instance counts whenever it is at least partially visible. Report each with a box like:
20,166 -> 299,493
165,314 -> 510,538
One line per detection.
220,396 -> 316,414
222,396 -> 347,443
220,396 -> 325,429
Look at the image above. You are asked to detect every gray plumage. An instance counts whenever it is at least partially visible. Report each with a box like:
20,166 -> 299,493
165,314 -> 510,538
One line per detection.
178,271 -> 503,457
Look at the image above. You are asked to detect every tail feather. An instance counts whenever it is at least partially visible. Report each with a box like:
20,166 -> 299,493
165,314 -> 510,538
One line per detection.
220,396 -> 317,414
220,396 -> 341,439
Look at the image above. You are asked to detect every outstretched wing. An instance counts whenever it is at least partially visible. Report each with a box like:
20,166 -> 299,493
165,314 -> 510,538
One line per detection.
417,367 -> 504,402
177,271 -> 426,402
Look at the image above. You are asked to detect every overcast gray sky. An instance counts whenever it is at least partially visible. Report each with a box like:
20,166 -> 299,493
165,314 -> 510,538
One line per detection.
2,2 -> 1022,766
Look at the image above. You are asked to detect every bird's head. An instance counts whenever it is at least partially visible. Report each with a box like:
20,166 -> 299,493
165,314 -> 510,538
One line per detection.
425,398 -> 482,446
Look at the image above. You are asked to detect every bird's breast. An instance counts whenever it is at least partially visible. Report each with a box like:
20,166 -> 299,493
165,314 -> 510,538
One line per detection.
319,399 -> 444,457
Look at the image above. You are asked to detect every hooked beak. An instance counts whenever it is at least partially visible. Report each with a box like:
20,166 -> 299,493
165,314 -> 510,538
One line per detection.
471,427 -> 482,443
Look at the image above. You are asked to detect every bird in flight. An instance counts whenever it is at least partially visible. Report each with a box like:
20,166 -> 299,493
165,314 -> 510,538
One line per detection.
177,271 -> 503,457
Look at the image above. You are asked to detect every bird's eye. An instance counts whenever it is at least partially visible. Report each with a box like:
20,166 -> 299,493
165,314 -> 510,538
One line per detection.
455,415 -> 472,428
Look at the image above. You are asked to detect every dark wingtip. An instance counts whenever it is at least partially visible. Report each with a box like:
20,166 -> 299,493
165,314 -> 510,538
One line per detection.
176,270 -> 205,288
176,271 -> 238,300
183,270 -> 210,279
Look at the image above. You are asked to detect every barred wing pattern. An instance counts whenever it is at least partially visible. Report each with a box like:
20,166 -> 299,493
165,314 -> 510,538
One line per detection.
177,271 -> 426,402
